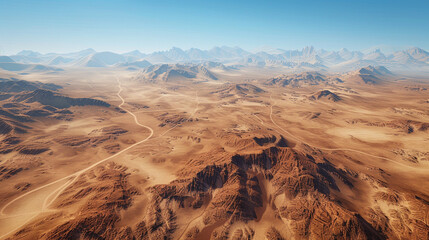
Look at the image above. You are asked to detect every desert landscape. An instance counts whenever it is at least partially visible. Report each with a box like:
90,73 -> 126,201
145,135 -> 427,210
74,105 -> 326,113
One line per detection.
0,46 -> 428,239
1,0 -> 429,239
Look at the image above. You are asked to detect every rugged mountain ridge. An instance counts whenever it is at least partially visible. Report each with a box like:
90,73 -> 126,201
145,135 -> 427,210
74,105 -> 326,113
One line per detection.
136,63 -> 217,83
9,89 -> 110,109
5,46 -> 429,71
344,65 -> 393,84
211,83 -> 265,98
0,78 -> 62,93
265,72 -> 343,87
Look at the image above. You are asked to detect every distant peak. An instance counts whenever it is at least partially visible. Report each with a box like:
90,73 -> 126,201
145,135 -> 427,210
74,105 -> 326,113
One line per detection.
76,48 -> 96,54
17,50 -> 42,57
302,46 -> 315,55
406,47 -> 428,54
170,47 -> 185,51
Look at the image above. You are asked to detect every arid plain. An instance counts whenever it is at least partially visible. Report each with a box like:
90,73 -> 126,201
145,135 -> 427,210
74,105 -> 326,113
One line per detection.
0,62 -> 429,240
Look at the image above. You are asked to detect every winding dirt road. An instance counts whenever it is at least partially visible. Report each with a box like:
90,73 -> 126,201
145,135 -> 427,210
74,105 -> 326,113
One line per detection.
0,76 -> 154,239
268,94 -> 428,171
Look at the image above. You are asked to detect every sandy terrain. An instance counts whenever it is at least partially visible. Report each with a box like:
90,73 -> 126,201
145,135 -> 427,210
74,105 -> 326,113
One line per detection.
0,66 -> 428,239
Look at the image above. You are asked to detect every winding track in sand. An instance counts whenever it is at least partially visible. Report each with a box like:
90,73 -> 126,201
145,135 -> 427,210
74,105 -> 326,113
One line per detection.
0,76 -> 155,239
0,75 -> 202,239
268,94 -> 428,171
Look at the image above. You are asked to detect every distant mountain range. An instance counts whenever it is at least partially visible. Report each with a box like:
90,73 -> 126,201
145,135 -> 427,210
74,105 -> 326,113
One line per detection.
1,46 -> 428,72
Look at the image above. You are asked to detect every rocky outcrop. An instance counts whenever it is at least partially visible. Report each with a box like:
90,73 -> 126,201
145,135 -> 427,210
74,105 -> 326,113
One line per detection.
138,145 -> 385,239
0,119 -> 13,134
0,79 -> 61,93
25,109 -> 52,117
157,112 -> 196,127
17,144 -> 50,155
12,89 -> 110,109
265,72 -> 342,87
0,108 -> 34,122
136,63 -> 217,83
211,83 -> 265,98
6,132 -> 427,239
39,164 -> 138,240
343,65 -> 393,84
347,118 -> 429,134
55,126 -> 128,148
309,90 -> 342,102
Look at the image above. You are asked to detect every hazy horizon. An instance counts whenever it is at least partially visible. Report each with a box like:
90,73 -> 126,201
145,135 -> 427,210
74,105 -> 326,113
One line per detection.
1,1 -> 429,239
1,0 -> 428,55
4,44 -> 428,56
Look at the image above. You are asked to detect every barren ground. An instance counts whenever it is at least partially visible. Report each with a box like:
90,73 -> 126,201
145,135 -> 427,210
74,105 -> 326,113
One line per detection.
0,67 -> 428,239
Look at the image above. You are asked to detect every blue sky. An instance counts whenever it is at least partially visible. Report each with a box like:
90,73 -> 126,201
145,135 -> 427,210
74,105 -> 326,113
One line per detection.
1,0 -> 428,55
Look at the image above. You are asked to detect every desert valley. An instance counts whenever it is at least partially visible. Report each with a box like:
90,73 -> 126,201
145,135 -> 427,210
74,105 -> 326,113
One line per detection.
0,46 -> 428,240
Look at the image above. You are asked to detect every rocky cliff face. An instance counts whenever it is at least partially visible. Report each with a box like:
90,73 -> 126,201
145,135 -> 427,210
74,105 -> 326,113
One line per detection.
118,144 -> 380,239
